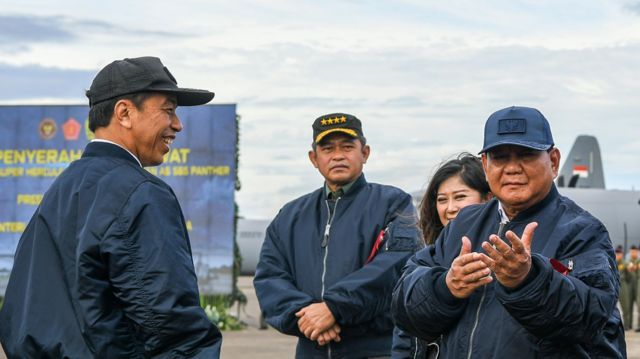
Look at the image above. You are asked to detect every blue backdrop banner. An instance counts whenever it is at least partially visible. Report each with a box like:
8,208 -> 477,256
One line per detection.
0,104 -> 236,295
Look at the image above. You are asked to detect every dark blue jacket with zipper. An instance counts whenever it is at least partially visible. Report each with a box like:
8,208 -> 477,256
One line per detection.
391,185 -> 626,358
254,174 -> 421,358
0,142 -> 221,358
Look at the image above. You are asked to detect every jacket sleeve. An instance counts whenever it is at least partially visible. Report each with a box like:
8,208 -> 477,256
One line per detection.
253,215 -> 314,336
322,196 -> 422,326
391,224 -> 468,342
495,222 -> 619,344
100,181 -> 222,358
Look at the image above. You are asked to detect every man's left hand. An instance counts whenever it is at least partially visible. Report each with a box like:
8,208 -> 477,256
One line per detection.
295,302 -> 336,340
481,222 -> 538,288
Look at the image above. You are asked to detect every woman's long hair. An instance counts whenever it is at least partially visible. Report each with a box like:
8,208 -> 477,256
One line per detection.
419,152 -> 490,244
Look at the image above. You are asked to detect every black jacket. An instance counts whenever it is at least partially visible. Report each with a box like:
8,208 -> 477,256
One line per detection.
254,175 -> 421,358
392,185 -> 626,358
0,142 -> 222,358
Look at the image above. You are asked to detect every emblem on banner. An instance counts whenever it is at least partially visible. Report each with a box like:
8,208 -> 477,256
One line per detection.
62,117 -> 81,140
39,118 -> 57,140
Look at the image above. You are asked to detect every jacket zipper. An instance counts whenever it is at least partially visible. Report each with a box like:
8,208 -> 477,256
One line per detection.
321,198 -> 339,295
466,286 -> 486,359
466,220 -> 507,359
321,198 -> 339,358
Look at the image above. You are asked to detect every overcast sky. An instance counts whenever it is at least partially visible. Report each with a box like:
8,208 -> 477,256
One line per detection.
1,0 -> 639,219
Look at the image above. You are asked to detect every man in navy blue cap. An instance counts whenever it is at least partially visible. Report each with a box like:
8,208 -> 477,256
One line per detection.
392,106 -> 626,357
0,57 -> 222,358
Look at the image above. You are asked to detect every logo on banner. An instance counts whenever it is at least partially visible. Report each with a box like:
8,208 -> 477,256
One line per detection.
573,165 -> 589,178
62,117 -> 81,140
39,118 -> 57,140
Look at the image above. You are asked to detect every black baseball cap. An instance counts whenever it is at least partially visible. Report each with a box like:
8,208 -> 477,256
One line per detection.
312,113 -> 365,144
86,56 -> 214,107
479,106 -> 554,154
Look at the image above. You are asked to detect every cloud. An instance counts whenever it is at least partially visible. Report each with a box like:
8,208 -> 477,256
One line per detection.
231,40 -> 640,217
71,18 -> 190,38
240,96 -> 428,109
1,2 -> 640,218
625,1 -> 640,15
0,62 -> 94,101
0,15 -> 75,44
245,96 -> 365,108
0,14 -> 189,50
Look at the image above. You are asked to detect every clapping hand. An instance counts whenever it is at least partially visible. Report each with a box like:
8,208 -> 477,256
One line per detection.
446,236 -> 493,298
481,222 -> 537,288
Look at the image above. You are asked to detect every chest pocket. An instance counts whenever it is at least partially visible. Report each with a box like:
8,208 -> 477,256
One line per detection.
559,250 -> 615,292
384,222 -> 421,252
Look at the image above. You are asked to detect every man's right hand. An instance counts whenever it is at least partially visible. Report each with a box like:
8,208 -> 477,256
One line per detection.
445,236 -> 493,299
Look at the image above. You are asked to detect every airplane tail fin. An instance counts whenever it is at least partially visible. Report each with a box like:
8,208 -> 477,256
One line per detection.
557,135 -> 605,189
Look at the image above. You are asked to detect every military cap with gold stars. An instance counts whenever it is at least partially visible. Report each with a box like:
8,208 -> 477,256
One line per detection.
312,113 -> 365,144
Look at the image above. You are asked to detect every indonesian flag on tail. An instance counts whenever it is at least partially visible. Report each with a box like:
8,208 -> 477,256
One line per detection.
573,165 -> 589,178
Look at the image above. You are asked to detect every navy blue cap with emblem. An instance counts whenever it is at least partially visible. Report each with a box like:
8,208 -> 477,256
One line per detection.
479,106 -> 554,154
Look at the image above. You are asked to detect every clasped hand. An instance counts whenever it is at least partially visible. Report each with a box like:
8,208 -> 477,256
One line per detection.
295,302 -> 341,346
446,222 -> 538,298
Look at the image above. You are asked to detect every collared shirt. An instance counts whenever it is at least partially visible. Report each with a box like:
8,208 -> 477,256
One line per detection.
497,201 -> 510,238
497,201 -> 510,224
324,179 -> 356,199
91,139 -> 142,167
324,177 -> 358,216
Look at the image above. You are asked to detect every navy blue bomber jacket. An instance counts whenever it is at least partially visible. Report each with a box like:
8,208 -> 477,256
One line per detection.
392,185 -> 626,358
254,174 -> 422,358
0,142 -> 222,358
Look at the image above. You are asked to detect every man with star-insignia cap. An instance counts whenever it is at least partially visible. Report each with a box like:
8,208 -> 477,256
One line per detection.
255,111 -> 421,357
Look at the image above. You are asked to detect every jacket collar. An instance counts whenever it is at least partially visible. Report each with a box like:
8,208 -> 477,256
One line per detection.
341,173 -> 367,198
82,141 -> 141,167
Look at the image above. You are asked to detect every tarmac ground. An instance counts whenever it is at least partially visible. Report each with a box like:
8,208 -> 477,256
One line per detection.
2,275 -> 639,358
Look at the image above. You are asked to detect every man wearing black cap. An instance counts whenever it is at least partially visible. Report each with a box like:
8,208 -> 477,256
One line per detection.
0,57 -> 222,357
392,106 -> 625,357
254,113 -> 421,357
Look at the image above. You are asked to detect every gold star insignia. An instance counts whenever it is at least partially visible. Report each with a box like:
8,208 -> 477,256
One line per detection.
340,116 -> 347,123
321,119 -> 328,125
327,118 -> 334,125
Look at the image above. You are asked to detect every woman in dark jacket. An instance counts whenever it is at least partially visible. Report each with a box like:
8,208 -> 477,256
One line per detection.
392,152 -> 490,358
